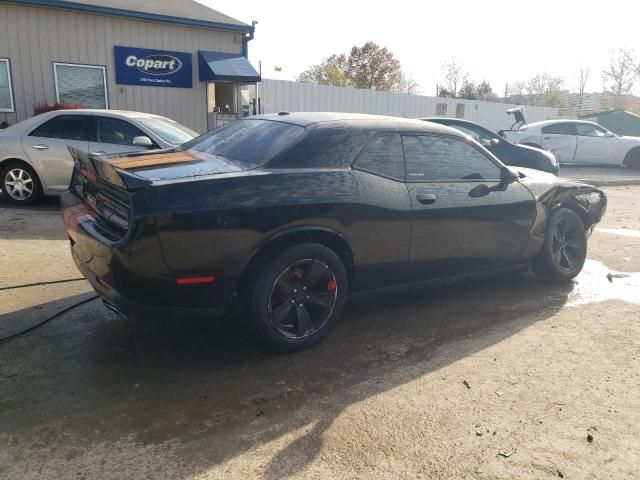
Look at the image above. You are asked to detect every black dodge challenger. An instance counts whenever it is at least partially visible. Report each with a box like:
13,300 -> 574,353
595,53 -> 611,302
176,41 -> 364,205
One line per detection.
62,113 -> 606,351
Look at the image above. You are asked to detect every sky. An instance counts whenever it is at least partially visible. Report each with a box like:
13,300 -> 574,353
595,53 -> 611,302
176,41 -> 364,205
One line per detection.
202,0 -> 640,96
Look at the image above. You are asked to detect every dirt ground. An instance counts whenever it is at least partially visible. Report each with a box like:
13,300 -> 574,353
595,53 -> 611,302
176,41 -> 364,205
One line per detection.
1,183 -> 639,479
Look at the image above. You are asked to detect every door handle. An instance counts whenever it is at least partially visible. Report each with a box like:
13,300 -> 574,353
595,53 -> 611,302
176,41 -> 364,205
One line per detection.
90,151 -> 106,155
543,136 -> 551,140
416,193 -> 436,205
31,144 -> 49,150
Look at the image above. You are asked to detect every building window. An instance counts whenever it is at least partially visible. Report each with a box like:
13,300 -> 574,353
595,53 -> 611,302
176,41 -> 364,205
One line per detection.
0,59 -> 15,112
436,103 -> 447,116
456,103 -> 465,118
53,62 -> 108,109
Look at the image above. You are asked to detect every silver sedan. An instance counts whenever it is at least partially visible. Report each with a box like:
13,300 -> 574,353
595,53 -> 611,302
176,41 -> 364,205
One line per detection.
0,109 -> 198,204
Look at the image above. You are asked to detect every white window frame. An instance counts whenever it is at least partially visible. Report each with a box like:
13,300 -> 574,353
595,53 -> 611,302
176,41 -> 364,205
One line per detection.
0,58 -> 15,113
53,62 -> 109,109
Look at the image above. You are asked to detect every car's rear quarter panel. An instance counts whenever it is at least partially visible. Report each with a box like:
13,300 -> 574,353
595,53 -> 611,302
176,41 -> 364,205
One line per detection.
147,168 -> 412,292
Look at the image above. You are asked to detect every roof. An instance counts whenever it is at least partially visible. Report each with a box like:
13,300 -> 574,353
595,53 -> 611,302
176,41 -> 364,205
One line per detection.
525,119 -> 600,128
578,109 -> 640,119
250,112 -> 461,135
8,0 -> 253,32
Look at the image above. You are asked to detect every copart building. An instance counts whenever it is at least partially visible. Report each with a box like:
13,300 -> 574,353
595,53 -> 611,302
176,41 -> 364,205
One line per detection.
0,0 -> 261,132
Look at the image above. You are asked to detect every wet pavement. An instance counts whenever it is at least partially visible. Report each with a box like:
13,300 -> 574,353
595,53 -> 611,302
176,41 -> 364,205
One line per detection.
1,186 -> 639,479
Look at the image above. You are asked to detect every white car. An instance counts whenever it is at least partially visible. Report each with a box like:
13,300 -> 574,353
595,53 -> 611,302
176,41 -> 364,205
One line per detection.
502,119 -> 640,168
0,109 -> 198,204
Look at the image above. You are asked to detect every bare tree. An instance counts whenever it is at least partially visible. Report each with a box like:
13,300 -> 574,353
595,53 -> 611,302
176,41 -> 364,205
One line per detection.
524,74 -> 566,107
392,73 -> 420,95
602,48 -> 636,104
439,58 -> 465,97
577,65 -> 590,95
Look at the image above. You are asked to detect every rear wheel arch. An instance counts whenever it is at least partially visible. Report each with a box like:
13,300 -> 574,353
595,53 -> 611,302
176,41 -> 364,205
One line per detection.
623,146 -> 640,168
238,227 -> 355,297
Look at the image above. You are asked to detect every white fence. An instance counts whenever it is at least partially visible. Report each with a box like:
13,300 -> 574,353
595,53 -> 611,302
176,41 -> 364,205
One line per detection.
259,79 -> 559,133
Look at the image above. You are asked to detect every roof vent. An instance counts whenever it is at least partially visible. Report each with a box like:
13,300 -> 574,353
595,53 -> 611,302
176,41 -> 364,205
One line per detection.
277,111 -> 290,116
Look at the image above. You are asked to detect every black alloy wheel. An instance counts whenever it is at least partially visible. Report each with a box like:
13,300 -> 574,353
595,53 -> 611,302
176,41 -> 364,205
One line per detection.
268,259 -> 338,339
249,243 -> 348,352
550,216 -> 583,271
532,208 -> 587,283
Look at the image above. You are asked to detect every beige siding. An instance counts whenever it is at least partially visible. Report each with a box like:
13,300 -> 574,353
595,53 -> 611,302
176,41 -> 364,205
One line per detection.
0,2 -> 243,132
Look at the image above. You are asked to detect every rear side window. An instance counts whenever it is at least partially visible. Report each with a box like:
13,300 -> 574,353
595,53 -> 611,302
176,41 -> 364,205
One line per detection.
541,123 -> 577,135
30,115 -> 92,141
403,134 -> 501,181
354,133 -> 404,180
272,127 -> 368,169
96,117 -> 151,146
179,119 -> 305,168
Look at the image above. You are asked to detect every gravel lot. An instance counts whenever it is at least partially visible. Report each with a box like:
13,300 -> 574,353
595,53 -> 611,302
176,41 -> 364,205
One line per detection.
1,181 -> 639,479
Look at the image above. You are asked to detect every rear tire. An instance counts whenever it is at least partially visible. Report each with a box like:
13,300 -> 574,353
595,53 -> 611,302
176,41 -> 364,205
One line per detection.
623,147 -> 640,169
1,162 -> 43,205
249,243 -> 348,352
532,208 -> 587,283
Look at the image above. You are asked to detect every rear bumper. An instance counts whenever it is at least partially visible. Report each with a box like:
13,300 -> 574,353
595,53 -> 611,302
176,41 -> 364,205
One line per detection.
62,190 -> 235,318
71,248 -> 227,318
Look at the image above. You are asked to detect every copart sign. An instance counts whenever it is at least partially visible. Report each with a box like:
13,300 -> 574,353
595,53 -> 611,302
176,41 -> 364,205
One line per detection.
114,46 -> 192,88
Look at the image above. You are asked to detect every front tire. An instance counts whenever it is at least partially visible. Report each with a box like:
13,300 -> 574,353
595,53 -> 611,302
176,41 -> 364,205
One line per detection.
1,162 -> 43,205
249,243 -> 348,352
532,208 -> 587,283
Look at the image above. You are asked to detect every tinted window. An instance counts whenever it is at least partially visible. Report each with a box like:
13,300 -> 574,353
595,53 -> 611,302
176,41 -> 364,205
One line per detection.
137,117 -> 198,145
354,133 -> 404,180
29,115 -> 91,141
541,123 -> 577,135
272,127 -> 367,169
96,117 -> 150,146
403,135 -> 501,181
178,119 -> 305,168
575,123 -> 608,137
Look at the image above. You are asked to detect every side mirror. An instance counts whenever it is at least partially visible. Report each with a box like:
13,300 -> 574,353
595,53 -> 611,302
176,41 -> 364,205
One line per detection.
605,131 -> 617,137
500,166 -> 519,185
133,136 -> 153,148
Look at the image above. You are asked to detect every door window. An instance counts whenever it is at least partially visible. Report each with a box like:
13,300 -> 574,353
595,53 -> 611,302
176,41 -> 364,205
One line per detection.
403,135 -> 501,181
29,115 -> 92,141
96,117 -> 152,146
354,133 -> 404,180
575,123 -> 608,137
541,123 -> 577,135
54,63 -> 108,109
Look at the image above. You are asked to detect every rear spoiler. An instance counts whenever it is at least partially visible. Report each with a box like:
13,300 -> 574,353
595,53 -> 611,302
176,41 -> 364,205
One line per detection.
67,146 -> 152,190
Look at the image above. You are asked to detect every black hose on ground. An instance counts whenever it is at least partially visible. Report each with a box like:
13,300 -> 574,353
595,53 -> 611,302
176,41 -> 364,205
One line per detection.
0,295 -> 98,343
0,277 -> 86,292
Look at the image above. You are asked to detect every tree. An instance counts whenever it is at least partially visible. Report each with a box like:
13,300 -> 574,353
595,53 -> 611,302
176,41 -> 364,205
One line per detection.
602,48 -> 636,102
525,74 -> 566,107
577,65 -> 590,95
392,73 -> 421,95
439,58 -> 465,98
346,42 -> 401,90
297,42 -> 418,93
506,81 -> 527,104
297,54 -> 350,87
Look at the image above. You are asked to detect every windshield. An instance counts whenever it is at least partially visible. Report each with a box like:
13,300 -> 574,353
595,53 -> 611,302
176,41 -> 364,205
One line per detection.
177,119 -> 306,168
137,116 -> 198,145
